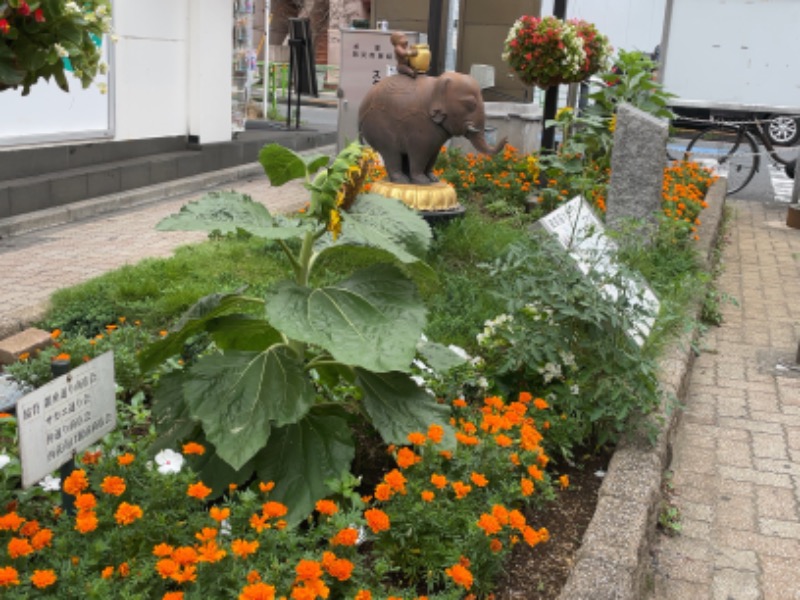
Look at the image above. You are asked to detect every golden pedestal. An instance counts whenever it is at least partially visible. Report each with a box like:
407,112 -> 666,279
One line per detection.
370,180 -> 461,212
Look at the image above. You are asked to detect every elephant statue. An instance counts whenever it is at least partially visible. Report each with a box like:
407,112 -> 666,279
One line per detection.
359,71 -> 507,185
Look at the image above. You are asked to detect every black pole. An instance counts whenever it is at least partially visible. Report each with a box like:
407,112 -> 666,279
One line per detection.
427,0 -> 444,76
540,0 -> 568,153
51,358 -> 75,515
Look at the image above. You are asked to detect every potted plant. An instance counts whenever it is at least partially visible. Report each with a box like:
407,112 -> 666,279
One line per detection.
0,0 -> 112,95
502,15 -> 611,89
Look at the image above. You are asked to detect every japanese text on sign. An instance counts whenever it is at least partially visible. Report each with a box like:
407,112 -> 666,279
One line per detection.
17,352 -> 117,488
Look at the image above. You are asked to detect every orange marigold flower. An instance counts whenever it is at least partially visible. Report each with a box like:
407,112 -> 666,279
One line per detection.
31,528 -> 53,550
118,562 -> 130,577
101,566 -> 114,579
494,434 -> 513,447
173,546 -> 199,566
8,537 -> 34,558
533,397 -> 549,410
430,473 -> 448,489
115,502 -> 143,526
231,538 -> 260,559
197,539 -> 226,563
0,512 -> 24,531
330,527 -> 359,546
73,494 -> 97,514
50,329 -> 62,339
315,499 -> 338,516
452,398 -> 468,408
153,542 -> 174,557
19,520 -> 39,537
439,450 -> 453,460
452,481 -> 472,499
0,566 -> 20,587
295,559 -> 323,581
396,447 -> 421,469
155,558 -> 179,579
520,477 -> 534,497
324,555 -> 354,581
163,592 -> 184,600
63,469 -> 89,496
470,472 -> 488,487
492,504 -> 509,526
30,569 -> 57,589
406,431 -> 426,445
250,514 -> 270,533
75,511 -> 98,534
261,501 -> 288,518
364,508 -> 390,533
355,591 -> 372,600
445,562 -> 473,590
259,481 -> 275,493
527,465 -> 544,481
490,538 -> 503,552
81,450 -> 102,465
210,506 -> 230,522
117,453 -> 135,466
509,509 -> 527,531
195,527 -> 218,542
187,481 -> 212,500
239,581 -> 277,600
427,424 -> 444,443
53,352 -> 71,362
477,513 -> 502,536
172,564 -> 197,584
559,474 -> 570,489
455,432 -> 479,446
182,442 -> 205,455
374,483 -> 392,502
247,570 -> 261,583
384,469 -> 407,493
421,490 -> 435,502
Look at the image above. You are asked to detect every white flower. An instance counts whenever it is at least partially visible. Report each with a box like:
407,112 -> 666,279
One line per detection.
53,44 -> 69,58
96,82 -> 108,95
477,376 -> 489,390
570,384 -> 580,395
111,33 -> 120,43
95,5 -> 108,17
220,519 -> 232,537
470,355 -> 485,368
0,454 -> 10,470
541,362 -> 563,383
64,2 -> 81,15
154,449 -> 184,474
594,470 -> 606,479
39,474 -> 61,491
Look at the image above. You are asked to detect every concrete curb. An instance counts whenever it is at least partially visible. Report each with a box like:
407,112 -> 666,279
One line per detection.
558,178 -> 728,600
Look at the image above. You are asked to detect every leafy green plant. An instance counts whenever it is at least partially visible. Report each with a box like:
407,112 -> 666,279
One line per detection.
140,142 -> 459,523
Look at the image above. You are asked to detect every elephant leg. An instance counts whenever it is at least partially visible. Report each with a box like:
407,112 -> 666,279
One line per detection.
381,150 -> 411,184
409,150 -> 437,185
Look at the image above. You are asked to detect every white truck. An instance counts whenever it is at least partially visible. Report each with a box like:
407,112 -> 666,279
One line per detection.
660,0 -> 800,145
543,0 -> 800,146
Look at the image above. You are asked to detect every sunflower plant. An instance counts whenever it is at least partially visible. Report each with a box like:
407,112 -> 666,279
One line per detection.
139,142 -> 461,524
0,0 -> 112,95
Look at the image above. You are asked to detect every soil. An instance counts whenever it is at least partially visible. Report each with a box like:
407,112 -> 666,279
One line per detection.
495,450 -> 611,599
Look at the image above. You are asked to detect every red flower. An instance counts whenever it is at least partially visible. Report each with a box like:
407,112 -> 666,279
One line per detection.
18,1 -> 31,16
34,8 -> 45,23
0,19 -> 10,35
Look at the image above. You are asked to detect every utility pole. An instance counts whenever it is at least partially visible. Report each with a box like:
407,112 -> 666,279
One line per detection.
540,0 -> 568,152
427,0 -> 444,76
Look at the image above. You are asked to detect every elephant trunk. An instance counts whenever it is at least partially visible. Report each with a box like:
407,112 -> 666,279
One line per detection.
466,125 -> 507,155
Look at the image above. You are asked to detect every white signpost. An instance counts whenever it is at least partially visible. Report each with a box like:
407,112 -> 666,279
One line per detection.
17,352 -> 117,488
538,196 -> 660,346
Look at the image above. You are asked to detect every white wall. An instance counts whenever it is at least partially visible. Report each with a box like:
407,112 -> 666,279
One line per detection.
541,0 -> 667,56
113,0 -> 232,143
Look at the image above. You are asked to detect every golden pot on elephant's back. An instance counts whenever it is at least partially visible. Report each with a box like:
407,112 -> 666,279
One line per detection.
409,44 -> 431,73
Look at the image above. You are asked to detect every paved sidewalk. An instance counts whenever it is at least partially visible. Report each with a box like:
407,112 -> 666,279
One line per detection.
0,152 -> 331,338
650,199 -> 800,599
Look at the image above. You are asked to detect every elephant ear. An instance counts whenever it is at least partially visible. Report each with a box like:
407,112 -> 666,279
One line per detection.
430,75 -> 450,125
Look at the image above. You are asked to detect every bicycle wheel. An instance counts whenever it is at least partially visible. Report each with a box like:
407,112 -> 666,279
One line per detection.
685,127 -> 759,195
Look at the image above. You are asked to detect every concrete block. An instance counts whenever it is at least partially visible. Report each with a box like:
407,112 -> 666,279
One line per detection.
150,156 -> 179,185
0,187 -> 9,220
0,328 -> 53,365
177,153 -> 203,179
8,179 -> 50,217
88,168 -> 122,198
50,172 -> 88,206
119,162 -> 152,192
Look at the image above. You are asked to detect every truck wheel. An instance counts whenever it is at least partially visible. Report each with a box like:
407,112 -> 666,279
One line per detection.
767,115 -> 800,146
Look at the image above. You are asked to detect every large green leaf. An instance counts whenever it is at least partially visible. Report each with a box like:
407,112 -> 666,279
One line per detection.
317,194 -> 432,264
207,315 -> 284,351
355,369 -> 454,446
183,347 -> 316,470
138,293 -> 265,372
265,264 -> 426,372
254,406 -> 355,525
156,191 -> 309,240
258,144 -> 329,186
416,340 -> 468,373
150,371 -> 200,452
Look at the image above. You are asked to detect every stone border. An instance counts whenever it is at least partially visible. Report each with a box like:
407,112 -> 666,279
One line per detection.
558,178 -> 728,600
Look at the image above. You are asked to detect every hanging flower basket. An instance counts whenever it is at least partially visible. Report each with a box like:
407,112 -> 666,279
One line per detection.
502,15 -> 612,89
0,0 -> 113,96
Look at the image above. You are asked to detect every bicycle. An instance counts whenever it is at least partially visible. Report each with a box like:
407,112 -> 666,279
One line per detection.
667,117 -> 799,195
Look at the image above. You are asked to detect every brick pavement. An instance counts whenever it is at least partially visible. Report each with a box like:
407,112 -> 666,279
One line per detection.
649,199 -> 800,600
0,170 -> 314,337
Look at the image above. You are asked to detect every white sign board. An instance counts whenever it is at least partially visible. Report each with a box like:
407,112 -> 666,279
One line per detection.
538,196 -> 660,346
17,352 -> 117,488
